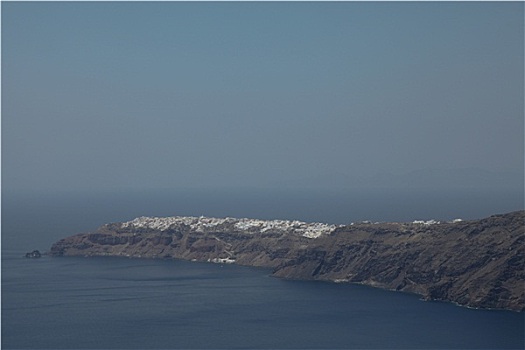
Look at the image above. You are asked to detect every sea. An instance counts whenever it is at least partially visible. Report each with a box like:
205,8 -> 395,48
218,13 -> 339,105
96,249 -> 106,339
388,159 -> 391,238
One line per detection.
2,188 -> 524,349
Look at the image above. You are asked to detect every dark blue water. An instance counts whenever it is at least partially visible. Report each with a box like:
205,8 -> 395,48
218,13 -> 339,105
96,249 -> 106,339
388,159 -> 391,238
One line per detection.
2,189 -> 524,349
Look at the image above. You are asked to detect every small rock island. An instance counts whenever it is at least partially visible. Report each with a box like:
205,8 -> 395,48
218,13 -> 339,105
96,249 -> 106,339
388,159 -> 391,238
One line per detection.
25,250 -> 42,258
50,211 -> 524,311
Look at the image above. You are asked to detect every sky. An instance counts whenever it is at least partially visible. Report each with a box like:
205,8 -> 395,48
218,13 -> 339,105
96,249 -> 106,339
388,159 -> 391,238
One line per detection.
2,2 -> 524,194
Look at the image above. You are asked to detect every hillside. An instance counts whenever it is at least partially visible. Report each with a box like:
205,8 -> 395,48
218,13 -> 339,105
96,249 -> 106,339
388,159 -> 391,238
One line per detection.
50,211 -> 525,311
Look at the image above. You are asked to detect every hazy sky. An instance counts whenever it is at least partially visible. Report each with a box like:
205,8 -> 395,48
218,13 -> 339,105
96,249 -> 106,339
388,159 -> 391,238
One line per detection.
2,2 -> 523,194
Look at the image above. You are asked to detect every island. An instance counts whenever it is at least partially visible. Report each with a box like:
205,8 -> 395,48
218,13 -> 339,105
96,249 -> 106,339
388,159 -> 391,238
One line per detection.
50,210 -> 524,311
25,250 -> 42,258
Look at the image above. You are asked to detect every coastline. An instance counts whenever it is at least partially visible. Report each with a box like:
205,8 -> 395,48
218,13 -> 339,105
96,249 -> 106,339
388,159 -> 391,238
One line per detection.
50,210 -> 525,312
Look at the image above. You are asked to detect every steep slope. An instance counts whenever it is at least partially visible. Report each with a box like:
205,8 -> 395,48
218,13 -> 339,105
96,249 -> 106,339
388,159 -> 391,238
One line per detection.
50,211 -> 524,311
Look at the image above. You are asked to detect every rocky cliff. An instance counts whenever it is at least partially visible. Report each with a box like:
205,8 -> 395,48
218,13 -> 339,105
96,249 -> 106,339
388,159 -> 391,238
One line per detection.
50,211 -> 525,311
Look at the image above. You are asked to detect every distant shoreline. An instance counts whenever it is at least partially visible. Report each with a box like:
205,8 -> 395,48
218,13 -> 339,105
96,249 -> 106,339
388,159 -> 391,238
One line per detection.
50,210 -> 525,312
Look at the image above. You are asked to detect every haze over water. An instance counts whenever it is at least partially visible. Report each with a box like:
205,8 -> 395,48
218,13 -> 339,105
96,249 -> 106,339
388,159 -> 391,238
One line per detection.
2,188 -> 523,253
2,2 -> 523,195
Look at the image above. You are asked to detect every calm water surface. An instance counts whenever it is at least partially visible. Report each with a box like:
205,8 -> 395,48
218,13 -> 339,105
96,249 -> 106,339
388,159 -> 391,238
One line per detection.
2,190 -> 524,349
3,252 -> 524,349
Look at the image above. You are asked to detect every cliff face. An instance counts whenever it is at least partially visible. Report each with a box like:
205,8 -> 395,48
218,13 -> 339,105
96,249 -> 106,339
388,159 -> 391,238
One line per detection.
50,211 -> 525,311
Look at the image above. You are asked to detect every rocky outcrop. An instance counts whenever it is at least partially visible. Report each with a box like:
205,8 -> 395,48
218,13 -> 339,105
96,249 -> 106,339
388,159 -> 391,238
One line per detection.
25,250 -> 42,258
50,211 -> 525,311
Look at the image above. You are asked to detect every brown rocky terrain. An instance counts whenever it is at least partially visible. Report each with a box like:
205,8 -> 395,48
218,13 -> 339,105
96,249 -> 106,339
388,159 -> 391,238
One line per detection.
50,211 -> 524,311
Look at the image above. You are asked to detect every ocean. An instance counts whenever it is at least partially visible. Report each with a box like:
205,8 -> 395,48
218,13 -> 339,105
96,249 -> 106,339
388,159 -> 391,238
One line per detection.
2,189 -> 524,349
